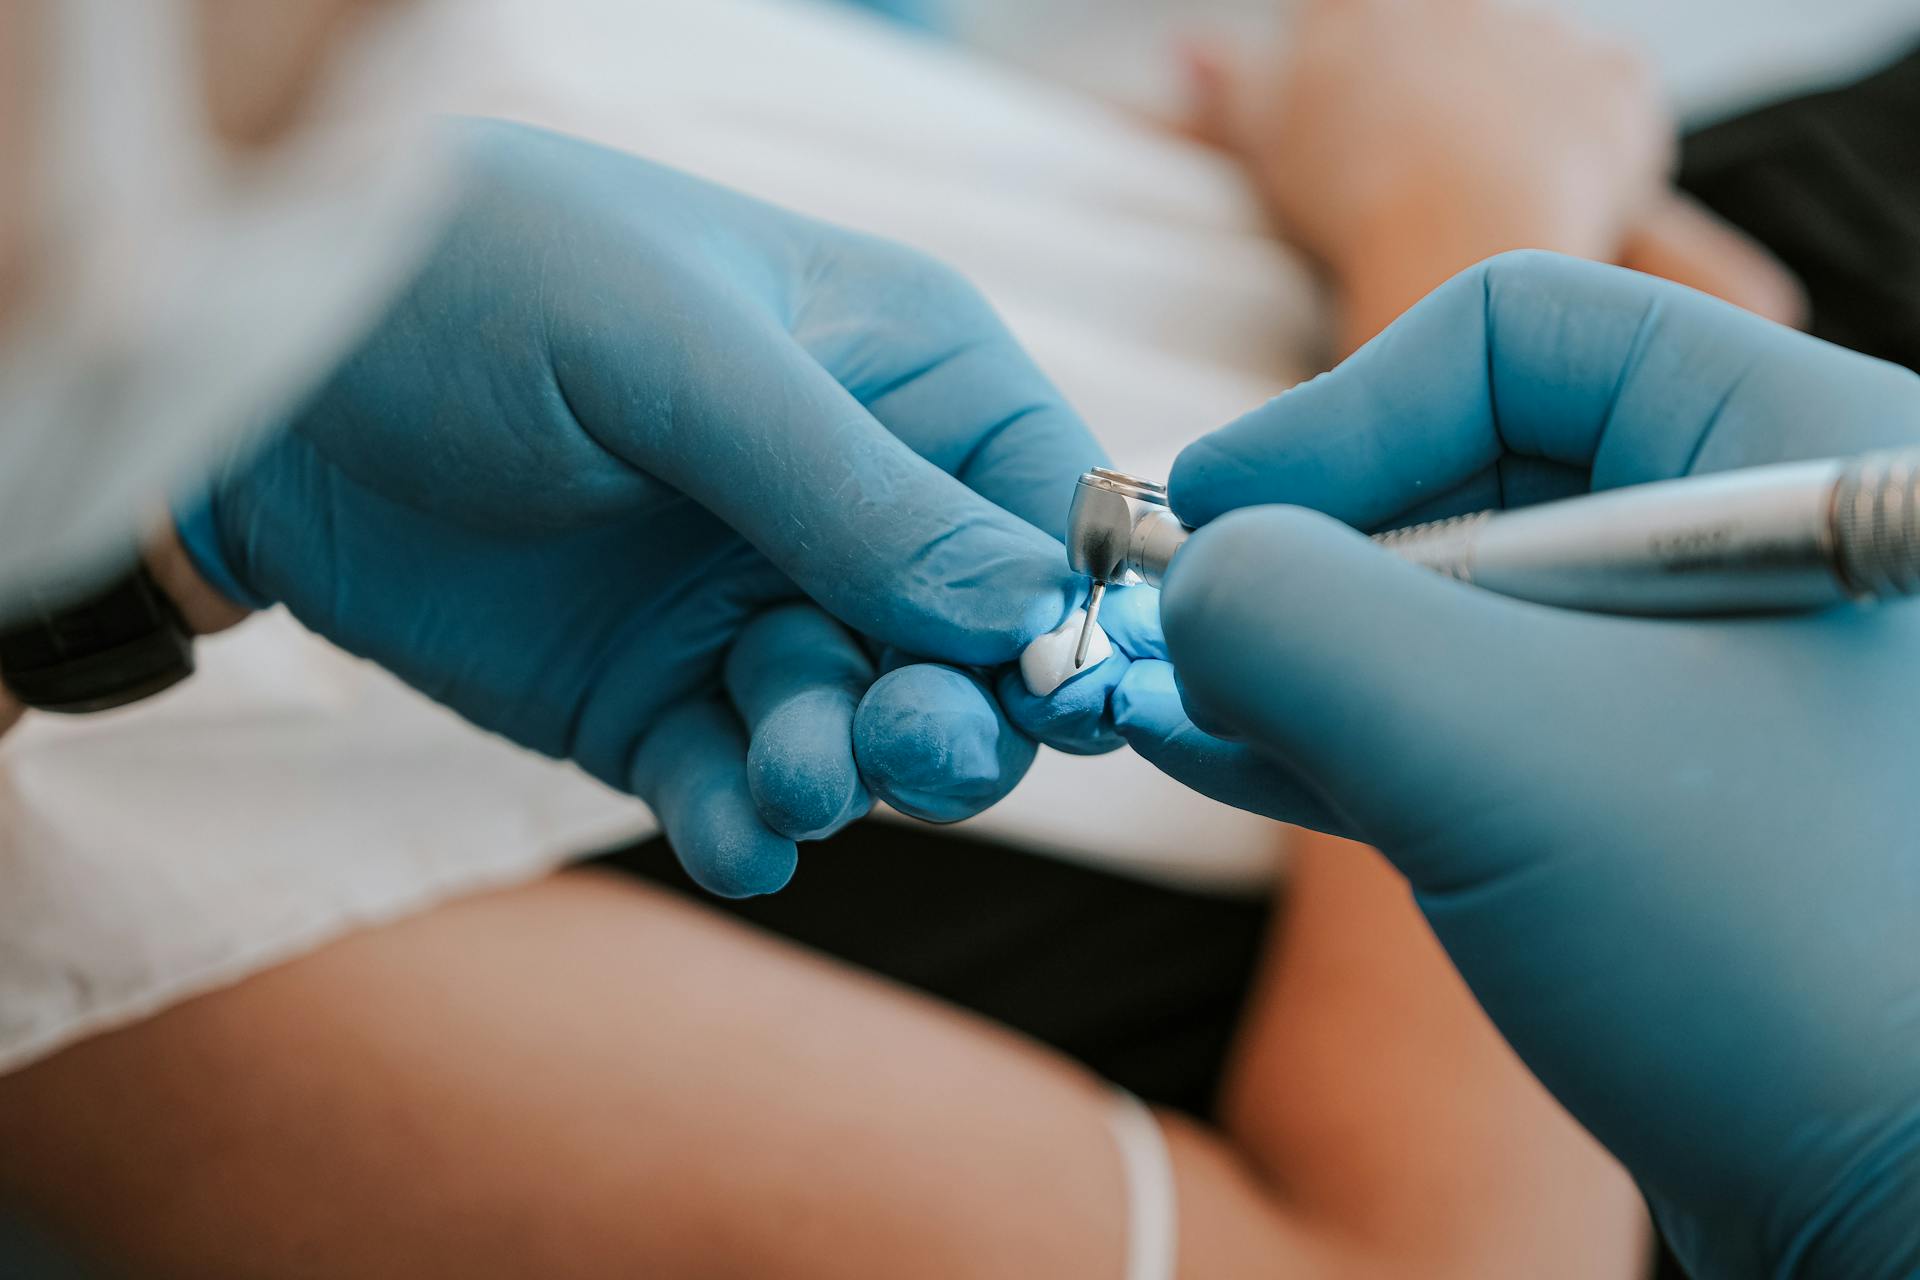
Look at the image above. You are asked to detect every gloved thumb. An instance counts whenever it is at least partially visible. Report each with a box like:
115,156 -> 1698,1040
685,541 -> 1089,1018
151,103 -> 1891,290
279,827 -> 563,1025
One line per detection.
1160,502 -> 1600,872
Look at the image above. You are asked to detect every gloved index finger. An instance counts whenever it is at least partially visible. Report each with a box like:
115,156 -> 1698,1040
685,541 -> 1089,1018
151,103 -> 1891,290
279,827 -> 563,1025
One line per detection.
791,238 -> 1108,539
1169,251 -> 1899,533
558,301 -> 1077,669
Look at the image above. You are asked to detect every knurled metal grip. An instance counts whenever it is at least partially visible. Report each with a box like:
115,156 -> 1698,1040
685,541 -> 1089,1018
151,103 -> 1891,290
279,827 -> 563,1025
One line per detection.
1368,510 -> 1495,582
1832,451 -> 1920,599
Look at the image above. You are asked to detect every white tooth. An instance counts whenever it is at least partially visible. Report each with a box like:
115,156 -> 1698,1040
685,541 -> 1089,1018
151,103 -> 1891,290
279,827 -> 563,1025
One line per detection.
1019,608 -> 1112,697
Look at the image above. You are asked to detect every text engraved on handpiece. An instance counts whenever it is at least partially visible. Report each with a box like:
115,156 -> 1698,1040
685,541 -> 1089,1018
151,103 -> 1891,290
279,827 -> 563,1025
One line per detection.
1647,522 -> 1737,570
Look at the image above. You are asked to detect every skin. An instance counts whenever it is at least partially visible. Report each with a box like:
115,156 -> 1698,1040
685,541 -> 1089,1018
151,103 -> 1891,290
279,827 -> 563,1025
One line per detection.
0,858 -> 1640,1278
1221,834 -> 1647,1275
0,0 -> 387,330
1618,195 -> 1808,331
0,0 -> 38,337
193,0 -> 399,151
145,520 -> 251,637
1183,0 -> 1806,355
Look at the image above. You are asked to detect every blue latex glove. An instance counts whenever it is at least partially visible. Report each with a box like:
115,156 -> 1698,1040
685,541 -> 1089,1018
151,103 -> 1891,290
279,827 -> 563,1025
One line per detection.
838,585 -> 1157,824
1119,253 -> 1920,1279
179,119 -> 1107,896
720,582 -> 1159,830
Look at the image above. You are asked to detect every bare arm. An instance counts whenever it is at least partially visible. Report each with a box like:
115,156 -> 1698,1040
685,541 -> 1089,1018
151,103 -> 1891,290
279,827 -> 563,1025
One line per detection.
1185,0 -> 1804,357
1221,833 -> 1649,1277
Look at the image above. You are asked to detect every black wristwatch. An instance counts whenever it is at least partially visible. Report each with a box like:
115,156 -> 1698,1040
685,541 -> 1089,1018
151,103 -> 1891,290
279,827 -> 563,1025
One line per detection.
0,563 -> 195,714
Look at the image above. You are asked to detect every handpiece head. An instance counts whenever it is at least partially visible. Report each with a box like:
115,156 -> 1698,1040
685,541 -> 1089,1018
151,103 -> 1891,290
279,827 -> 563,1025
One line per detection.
1066,469 -> 1171,583
1065,468 -> 1189,592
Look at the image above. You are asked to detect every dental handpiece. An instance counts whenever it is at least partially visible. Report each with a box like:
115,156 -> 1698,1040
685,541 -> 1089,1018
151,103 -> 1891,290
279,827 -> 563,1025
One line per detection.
1065,453 -> 1920,664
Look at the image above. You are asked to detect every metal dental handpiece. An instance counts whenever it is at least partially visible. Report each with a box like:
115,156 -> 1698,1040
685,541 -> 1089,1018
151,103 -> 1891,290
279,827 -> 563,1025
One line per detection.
1066,470 -> 1189,665
1064,452 -> 1920,661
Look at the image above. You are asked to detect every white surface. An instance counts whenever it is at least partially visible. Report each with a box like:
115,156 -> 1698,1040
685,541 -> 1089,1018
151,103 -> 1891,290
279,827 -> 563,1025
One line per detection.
1020,609 -> 1113,697
1553,0 -> 1919,120
954,0 -> 1920,121
0,0 -> 1308,1076
0,612 -> 646,1076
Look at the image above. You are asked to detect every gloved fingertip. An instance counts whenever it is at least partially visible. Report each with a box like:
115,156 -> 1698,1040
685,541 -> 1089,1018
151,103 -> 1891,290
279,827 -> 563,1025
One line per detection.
1110,656 -> 1238,743
633,698 -> 802,898
681,822 -> 800,899
1110,658 -> 1182,735
855,665 -> 1002,786
922,570 -> 1080,668
1114,659 -> 1347,834
691,840 -> 794,901
844,521 -> 1079,668
1097,584 -> 1167,662
996,660 -> 1126,757
1158,506 -> 1312,728
745,691 -> 872,841
854,664 -> 1035,822
1172,667 -> 1244,742
745,759 -> 871,841
1168,433 -> 1262,529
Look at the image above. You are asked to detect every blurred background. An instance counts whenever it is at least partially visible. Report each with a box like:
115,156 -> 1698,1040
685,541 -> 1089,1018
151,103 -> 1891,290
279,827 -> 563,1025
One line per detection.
952,0 -> 1920,119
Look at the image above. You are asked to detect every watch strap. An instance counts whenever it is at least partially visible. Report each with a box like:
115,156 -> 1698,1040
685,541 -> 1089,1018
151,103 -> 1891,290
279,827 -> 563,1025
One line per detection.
0,564 -> 195,714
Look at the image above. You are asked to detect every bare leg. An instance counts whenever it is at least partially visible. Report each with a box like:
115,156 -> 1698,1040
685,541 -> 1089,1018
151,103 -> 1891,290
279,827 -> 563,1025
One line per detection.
0,870 -> 1292,1279
0,847 -> 1647,1278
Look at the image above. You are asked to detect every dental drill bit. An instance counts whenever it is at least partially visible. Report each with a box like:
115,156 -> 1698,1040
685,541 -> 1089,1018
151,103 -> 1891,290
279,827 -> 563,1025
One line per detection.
1074,580 -> 1106,668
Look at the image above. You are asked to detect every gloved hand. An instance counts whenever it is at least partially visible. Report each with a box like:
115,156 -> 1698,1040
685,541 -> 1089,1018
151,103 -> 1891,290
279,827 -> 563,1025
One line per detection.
1118,252 -> 1920,1279
179,119 -> 1110,896
713,571 -> 1158,835
734,583 -> 1158,830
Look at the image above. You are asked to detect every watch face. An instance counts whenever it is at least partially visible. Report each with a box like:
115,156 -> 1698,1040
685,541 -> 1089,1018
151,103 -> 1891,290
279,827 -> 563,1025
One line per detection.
0,565 -> 194,714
